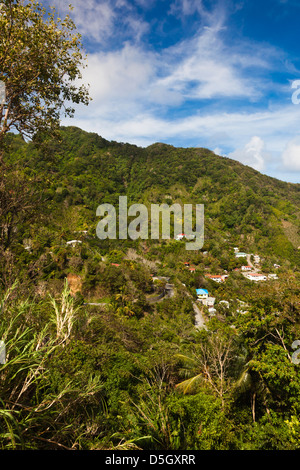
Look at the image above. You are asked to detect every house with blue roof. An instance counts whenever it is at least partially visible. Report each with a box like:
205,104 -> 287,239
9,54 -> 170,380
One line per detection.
196,289 -> 209,300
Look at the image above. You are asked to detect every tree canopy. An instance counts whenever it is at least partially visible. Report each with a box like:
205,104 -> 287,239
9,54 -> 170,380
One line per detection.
0,0 -> 89,148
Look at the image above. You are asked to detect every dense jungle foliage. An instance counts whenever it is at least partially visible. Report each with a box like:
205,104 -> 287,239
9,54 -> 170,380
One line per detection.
0,126 -> 299,450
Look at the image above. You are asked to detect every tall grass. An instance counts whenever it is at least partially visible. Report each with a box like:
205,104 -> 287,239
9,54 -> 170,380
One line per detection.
0,280 -> 104,449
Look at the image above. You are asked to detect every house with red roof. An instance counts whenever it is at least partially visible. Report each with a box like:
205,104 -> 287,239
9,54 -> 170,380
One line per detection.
205,274 -> 226,283
241,265 -> 252,271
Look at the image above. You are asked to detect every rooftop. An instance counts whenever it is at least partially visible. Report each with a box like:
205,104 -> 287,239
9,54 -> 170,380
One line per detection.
196,289 -> 209,295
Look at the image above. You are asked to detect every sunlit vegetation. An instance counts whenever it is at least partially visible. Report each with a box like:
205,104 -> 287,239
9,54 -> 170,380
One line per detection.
0,126 -> 299,449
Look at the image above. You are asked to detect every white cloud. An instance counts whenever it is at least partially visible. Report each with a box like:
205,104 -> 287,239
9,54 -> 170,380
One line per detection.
47,0 -> 149,44
77,17 -> 275,127
170,0 -> 206,16
227,136 -> 269,172
169,0 -> 225,25
47,0 -> 300,182
48,0 -> 116,42
51,0 -> 278,103
67,101 -> 300,151
160,22 -> 281,102
282,137 -> 300,171
50,0 -> 285,111
213,147 -> 223,156
84,45 -> 155,106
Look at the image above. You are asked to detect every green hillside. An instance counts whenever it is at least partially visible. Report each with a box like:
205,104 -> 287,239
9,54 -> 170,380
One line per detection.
4,125 -> 300,265
0,126 -> 300,450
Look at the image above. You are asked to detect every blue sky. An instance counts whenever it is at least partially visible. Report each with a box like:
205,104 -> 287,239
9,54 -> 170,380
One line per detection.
47,0 -> 300,183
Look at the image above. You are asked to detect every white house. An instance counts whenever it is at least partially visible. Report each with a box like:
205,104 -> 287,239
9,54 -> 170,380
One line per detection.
66,240 -> 82,247
202,296 -> 216,307
196,289 -> 209,302
268,274 -> 278,280
175,233 -> 185,240
241,265 -> 252,271
245,273 -> 267,282
205,274 -> 226,283
207,297 -> 216,307
235,252 -> 247,258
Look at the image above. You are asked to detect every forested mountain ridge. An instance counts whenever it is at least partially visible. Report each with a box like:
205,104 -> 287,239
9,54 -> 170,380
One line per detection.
4,125 -> 300,264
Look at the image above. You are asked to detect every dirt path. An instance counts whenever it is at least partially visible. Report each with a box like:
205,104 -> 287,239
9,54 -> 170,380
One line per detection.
193,302 -> 208,330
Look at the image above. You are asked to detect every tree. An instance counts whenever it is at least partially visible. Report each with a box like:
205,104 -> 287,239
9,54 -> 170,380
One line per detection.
175,333 -> 234,409
0,0 -> 90,152
0,168 -> 38,250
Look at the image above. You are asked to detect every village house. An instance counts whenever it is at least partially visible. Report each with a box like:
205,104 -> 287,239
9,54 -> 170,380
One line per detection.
66,240 -> 82,247
196,289 -> 209,302
241,265 -> 252,271
194,283 -> 217,305
205,274 -> 226,283
201,296 -> 216,307
176,233 -> 195,241
175,233 -> 185,240
268,273 -> 278,280
207,296 -> 216,307
245,273 -> 267,282
208,307 -> 217,316
235,252 -> 248,258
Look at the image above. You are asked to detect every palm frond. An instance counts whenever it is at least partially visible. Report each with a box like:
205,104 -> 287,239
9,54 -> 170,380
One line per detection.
175,373 -> 206,394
